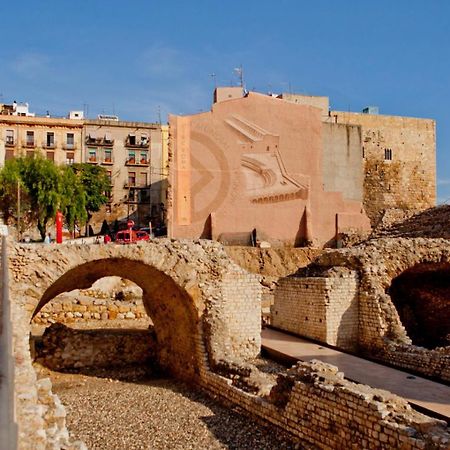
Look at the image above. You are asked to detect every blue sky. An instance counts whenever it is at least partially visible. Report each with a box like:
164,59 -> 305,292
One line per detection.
1,0 -> 449,203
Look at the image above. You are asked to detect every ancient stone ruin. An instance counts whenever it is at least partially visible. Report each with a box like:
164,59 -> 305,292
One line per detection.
2,235 -> 449,449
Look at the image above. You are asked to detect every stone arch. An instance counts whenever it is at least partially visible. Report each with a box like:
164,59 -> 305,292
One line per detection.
10,240 -> 261,380
356,239 -> 450,348
32,258 -> 201,379
388,262 -> 450,349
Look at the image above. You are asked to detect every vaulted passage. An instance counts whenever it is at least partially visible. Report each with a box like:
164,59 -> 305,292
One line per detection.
32,258 -> 201,379
389,263 -> 450,349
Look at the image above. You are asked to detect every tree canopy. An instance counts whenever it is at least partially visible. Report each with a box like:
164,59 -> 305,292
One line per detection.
0,158 -> 110,240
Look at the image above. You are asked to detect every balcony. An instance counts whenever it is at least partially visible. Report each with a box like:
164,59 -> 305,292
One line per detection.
101,158 -> 114,165
22,140 -> 35,148
42,141 -> 56,149
87,156 -> 98,164
63,142 -> 77,150
125,157 -> 149,166
124,183 -> 148,190
125,137 -> 150,148
85,136 -> 114,147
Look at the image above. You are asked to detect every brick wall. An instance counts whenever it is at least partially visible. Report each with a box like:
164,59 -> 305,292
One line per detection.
199,360 -> 450,450
271,271 -> 359,351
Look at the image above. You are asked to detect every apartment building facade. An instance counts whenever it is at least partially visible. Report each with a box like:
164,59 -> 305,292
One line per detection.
84,118 -> 168,229
0,103 -> 84,166
0,102 -> 168,230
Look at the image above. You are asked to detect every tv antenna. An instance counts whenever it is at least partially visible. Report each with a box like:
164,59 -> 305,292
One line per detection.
210,73 -> 217,89
233,65 -> 245,89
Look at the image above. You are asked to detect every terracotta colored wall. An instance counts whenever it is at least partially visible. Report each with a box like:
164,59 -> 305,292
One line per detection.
169,93 -> 370,246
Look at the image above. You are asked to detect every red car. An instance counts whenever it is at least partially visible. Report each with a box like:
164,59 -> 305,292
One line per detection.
115,229 -> 150,244
136,230 -> 150,241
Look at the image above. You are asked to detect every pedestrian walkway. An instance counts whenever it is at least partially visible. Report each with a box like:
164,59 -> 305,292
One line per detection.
262,327 -> 450,421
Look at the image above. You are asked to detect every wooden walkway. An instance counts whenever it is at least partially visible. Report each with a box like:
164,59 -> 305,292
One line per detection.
262,327 -> 450,421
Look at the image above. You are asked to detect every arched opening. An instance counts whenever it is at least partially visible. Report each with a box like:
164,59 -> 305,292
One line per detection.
31,258 -> 201,379
388,262 -> 450,349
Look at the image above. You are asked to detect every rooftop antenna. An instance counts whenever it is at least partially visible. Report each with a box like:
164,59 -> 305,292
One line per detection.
233,65 -> 245,90
210,73 -> 217,89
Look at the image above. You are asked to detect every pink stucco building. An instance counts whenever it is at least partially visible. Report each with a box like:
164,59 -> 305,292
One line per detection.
168,89 -> 370,246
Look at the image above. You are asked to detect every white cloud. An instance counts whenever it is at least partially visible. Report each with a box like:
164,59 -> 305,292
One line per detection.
10,52 -> 50,78
437,178 -> 450,186
139,44 -> 191,78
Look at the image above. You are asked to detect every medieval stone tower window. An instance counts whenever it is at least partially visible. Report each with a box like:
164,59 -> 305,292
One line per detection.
384,148 -> 393,160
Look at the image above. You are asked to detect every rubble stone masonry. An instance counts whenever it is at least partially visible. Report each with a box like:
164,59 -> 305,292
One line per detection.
4,239 -> 450,449
332,112 -> 436,225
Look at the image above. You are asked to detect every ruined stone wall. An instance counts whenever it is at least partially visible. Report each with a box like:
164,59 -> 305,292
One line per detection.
332,112 -> 436,225
8,240 -> 262,448
221,272 -> 261,358
199,360 -> 450,450
272,277 -> 328,342
35,323 -> 156,371
313,238 -> 450,381
271,271 -> 359,351
33,296 -> 147,325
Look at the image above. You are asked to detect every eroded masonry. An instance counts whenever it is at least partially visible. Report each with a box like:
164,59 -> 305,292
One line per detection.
2,233 -> 450,449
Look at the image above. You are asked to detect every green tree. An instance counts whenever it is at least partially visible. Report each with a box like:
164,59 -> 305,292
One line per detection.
0,158 -> 32,228
71,163 -> 110,234
18,156 -> 62,240
60,165 -> 87,234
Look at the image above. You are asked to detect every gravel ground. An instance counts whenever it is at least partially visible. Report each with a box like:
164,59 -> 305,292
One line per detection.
42,365 -> 299,450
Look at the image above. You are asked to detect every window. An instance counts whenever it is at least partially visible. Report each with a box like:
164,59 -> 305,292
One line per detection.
139,172 -> 147,187
46,151 -> 55,161
26,150 -> 35,158
127,150 -> 136,163
88,148 -> 97,162
140,151 -> 148,164
46,132 -> 55,147
6,130 -> 14,145
106,170 -> 112,184
104,149 -> 112,163
362,146 -> 365,159
128,172 -> 136,186
5,149 -> 14,160
66,133 -> 74,148
26,131 -> 34,146
141,134 -> 148,145
104,132 -> 113,145
66,152 -> 75,165
128,188 -> 136,201
384,148 -> 393,160
128,134 -> 136,146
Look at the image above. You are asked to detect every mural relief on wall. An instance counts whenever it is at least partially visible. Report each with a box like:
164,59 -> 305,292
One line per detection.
226,115 -> 309,203
189,130 -> 231,223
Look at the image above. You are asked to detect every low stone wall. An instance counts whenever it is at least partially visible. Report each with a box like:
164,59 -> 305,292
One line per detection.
35,323 -> 157,371
371,343 -> 450,383
271,269 -> 359,351
272,238 -> 450,381
33,295 -> 147,325
200,360 -> 450,450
